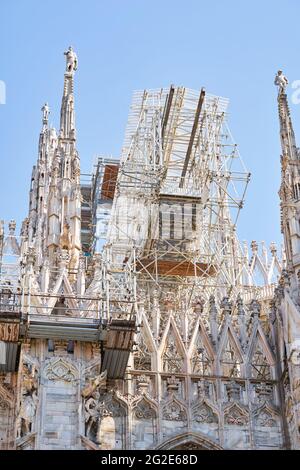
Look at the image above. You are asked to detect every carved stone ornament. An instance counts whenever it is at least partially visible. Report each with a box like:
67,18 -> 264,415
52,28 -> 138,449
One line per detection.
193,402 -> 218,424
133,399 -> 156,420
82,370 -> 107,398
44,358 -> 77,382
255,408 -> 277,427
224,404 -> 248,426
0,396 -> 9,410
98,401 -> 113,418
175,443 -> 202,450
166,375 -> 180,394
136,374 -> 151,394
163,399 -> 187,422
102,398 -> 126,418
58,248 -> 70,265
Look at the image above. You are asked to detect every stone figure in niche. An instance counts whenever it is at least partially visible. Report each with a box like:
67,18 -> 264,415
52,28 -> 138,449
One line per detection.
84,391 -> 101,441
82,370 -> 107,443
17,363 -> 39,438
72,157 -> 80,178
60,218 -> 72,250
18,392 -> 38,437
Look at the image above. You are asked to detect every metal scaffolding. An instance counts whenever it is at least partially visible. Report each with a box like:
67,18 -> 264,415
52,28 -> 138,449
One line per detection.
0,86 -> 283,377
103,86 -> 261,308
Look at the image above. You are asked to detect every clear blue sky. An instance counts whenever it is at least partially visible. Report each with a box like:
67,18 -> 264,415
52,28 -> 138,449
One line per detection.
0,0 -> 300,251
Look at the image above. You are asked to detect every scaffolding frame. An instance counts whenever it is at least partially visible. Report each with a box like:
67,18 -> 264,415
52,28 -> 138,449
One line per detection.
103,86 -> 261,308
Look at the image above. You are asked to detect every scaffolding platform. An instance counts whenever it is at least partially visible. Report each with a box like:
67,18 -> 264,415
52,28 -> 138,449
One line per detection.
26,314 -> 105,342
136,258 -> 216,277
101,318 -> 136,379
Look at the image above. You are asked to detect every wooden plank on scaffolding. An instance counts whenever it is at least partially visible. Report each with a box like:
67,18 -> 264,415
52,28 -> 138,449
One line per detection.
179,87 -> 205,188
136,258 -> 216,277
101,164 -> 119,200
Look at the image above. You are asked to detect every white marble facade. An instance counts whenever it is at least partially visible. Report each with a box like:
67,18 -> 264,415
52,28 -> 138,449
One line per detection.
0,58 -> 299,451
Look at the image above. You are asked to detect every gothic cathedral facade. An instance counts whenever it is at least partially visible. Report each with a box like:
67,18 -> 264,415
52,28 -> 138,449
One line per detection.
0,51 -> 299,450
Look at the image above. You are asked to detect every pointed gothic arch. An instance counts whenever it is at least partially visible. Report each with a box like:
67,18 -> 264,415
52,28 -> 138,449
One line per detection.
249,250 -> 269,286
155,431 -> 223,450
188,319 -> 215,375
131,395 -> 158,449
224,402 -> 249,426
133,335 -> 152,371
159,317 -> 186,373
133,313 -> 156,371
162,396 -> 188,423
219,324 -> 244,378
252,403 -> 282,448
253,403 -> 280,427
97,394 -> 127,450
192,399 -> 219,425
247,325 -> 275,380
267,253 -> 282,284
45,272 -> 78,314
132,393 -> 158,415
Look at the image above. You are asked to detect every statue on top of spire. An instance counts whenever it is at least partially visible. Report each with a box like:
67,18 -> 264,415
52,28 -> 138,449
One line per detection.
64,46 -> 78,73
274,70 -> 289,94
41,102 -> 50,122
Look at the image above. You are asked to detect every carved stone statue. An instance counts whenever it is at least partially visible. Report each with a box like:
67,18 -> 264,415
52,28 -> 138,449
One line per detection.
41,103 -> 50,121
82,370 -> 108,443
274,70 -> 289,94
82,370 -> 107,398
64,46 -> 78,73
84,391 -> 100,440
60,219 -> 72,250
18,391 -> 38,437
17,363 -> 39,438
